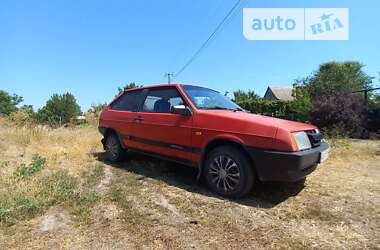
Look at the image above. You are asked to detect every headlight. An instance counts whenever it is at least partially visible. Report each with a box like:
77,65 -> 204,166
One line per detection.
292,131 -> 312,151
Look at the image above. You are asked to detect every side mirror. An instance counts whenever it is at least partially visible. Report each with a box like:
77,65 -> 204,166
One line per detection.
171,105 -> 192,116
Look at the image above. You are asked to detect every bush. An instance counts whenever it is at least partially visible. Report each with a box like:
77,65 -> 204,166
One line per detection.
37,92 -> 81,126
8,107 -> 36,126
236,99 -> 309,122
310,91 -> 367,137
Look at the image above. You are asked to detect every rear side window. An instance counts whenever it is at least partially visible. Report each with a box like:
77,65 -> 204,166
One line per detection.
142,87 -> 185,113
110,90 -> 142,111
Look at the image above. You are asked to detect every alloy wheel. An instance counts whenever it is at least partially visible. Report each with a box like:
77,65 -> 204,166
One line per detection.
208,155 -> 241,192
106,135 -> 119,160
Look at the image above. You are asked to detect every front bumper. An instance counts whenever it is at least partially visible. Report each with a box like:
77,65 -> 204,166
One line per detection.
247,142 -> 329,182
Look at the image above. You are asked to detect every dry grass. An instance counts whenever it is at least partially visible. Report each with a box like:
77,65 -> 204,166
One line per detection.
0,117 -> 379,249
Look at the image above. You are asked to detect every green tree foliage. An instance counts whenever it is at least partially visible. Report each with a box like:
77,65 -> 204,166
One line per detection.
296,61 -> 373,136
233,89 -> 260,102
117,82 -> 141,96
368,73 -> 380,109
291,82 -> 312,121
37,93 -> 81,125
370,94 -> 380,109
0,90 -> 23,115
303,61 -> 373,98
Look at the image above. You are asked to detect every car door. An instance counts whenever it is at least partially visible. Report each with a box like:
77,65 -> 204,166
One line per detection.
106,89 -> 144,147
130,86 -> 194,163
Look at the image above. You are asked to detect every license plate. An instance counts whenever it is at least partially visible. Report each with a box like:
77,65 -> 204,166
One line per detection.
319,149 -> 329,163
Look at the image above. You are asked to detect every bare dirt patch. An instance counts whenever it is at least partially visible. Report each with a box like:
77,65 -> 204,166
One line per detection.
95,165 -> 113,194
39,206 -> 72,232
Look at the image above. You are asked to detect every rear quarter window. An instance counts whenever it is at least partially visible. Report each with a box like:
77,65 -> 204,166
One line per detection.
110,90 -> 142,111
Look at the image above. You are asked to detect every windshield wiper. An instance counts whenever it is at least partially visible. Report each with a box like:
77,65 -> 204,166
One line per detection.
232,107 -> 245,112
206,106 -> 245,112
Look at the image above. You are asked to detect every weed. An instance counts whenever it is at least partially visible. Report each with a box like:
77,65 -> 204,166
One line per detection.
40,170 -> 78,202
0,161 -> 9,168
0,194 -> 41,225
71,191 -> 99,223
13,195 -> 40,219
14,154 -> 46,178
0,208 -> 12,223
79,191 -> 98,204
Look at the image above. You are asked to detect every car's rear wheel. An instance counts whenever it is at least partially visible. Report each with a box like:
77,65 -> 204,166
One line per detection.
204,145 -> 254,198
105,133 -> 124,162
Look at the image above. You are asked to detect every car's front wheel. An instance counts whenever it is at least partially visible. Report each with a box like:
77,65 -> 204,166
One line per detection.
204,145 -> 254,198
105,133 -> 125,162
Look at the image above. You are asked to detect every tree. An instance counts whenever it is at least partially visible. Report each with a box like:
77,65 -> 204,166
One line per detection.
233,89 -> 260,102
294,61 -> 375,136
37,93 -> 81,125
368,72 -> 380,109
304,61 -> 373,98
0,90 -> 23,115
117,82 -> 141,96
310,91 -> 367,137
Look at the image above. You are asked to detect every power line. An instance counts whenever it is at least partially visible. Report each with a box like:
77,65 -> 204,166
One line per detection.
174,0 -> 245,78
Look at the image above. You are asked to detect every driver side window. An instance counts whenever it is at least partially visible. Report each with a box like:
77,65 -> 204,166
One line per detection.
142,88 -> 185,113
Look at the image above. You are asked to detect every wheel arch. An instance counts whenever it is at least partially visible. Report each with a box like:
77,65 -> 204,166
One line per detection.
101,127 -> 126,149
197,137 -> 256,180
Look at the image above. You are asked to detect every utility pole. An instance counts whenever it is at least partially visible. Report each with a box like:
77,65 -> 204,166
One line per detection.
353,87 -> 380,104
164,72 -> 174,84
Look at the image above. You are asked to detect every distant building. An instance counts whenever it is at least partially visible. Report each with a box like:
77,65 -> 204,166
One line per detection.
264,86 -> 294,101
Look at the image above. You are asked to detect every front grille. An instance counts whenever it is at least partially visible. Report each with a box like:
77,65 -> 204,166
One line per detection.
306,129 -> 322,147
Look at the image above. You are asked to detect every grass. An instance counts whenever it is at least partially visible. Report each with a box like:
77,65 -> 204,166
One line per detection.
0,167 -> 102,226
14,154 -> 46,178
0,116 -> 379,249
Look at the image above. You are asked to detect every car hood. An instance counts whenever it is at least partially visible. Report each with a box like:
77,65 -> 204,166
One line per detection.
203,110 -> 316,132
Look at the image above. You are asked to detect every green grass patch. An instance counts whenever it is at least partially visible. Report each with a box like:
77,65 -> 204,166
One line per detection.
71,191 -> 99,224
108,169 -> 150,228
39,170 -> 78,202
0,166 -> 107,226
0,170 -> 77,225
14,154 -> 46,178
0,194 -> 42,225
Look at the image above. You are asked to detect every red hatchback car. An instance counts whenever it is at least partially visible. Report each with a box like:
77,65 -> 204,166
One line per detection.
99,84 -> 329,198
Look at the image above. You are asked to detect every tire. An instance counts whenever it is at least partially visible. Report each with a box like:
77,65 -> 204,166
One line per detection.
104,133 -> 125,162
203,145 -> 255,198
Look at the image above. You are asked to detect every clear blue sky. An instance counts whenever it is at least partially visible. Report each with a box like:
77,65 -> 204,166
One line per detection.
1,0 -> 379,111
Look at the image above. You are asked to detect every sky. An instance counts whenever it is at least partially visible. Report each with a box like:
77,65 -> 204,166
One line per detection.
1,0 -> 379,111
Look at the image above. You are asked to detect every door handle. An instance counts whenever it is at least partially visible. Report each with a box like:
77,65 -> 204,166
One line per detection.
133,116 -> 143,122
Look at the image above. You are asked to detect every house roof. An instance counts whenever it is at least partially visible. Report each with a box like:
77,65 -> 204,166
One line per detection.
266,86 -> 294,101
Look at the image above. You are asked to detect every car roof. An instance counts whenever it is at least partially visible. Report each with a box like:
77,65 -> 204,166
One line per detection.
124,83 -> 216,92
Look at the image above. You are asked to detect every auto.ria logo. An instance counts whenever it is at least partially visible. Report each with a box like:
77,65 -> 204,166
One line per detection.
243,8 -> 349,40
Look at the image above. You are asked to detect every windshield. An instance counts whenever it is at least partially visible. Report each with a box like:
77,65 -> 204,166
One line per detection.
182,85 -> 244,111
